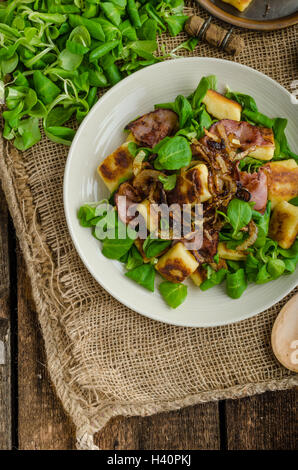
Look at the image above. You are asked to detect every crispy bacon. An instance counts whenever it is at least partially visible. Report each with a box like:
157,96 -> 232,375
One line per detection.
182,227 -> 219,264
239,168 -> 268,213
199,229 -> 219,261
125,109 -> 178,148
202,119 -> 274,151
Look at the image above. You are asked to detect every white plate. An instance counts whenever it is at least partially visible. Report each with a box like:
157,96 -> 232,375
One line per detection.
64,58 -> 298,327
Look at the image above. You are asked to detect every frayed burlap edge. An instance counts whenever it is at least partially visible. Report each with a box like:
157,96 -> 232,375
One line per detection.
0,134 -> 297,450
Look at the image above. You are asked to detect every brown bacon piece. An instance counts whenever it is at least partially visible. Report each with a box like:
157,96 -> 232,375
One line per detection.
125,109 -> 178,148
202,119 -> 274,150
199,229 -> 219,261
239,168 -> 268,213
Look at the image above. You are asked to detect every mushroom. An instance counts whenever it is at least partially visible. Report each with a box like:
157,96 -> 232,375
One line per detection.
271,293 -> 298,373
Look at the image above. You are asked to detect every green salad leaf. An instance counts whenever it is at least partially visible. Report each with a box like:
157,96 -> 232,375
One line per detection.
225,90 -> 258,112
191,75 -> 217,110
272,118 -> 298,162
159,281 -> 187,308
252,202 -> 271,248
125,245 -> 144,270
200,268 -> 227,291
226,269 -> 247,299
0,0 -> 190,150
154,136 -> 192,170
158,174 -> 177,191
227,199 -> 252,237
125,263 -> 156,291
143,236 -> 172,258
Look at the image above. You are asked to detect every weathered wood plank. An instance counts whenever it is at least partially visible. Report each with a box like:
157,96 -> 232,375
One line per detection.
17,252 -> 76,450
95,403 -> 220,450
225,389 -> 297,450
0,185 -> 12,450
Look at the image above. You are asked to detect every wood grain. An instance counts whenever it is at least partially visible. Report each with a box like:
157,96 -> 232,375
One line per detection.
95,404 -> 220,450
17,252 -> 76,450
225,389 -> 297,450
0,186 -> 11,450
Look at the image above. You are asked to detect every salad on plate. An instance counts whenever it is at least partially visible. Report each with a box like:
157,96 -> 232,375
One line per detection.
78,75 -> 298,309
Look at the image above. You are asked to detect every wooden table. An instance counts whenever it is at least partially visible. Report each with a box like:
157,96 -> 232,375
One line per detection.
0,186 -> 296,450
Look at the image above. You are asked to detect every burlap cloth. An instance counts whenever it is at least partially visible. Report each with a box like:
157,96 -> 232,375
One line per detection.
0,3 -> 297,450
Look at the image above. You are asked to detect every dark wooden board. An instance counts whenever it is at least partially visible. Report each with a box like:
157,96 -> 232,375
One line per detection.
95,404 -> 220,450
0,186 -> 11,450
17,253 -> 76,450
225,389 -> 297,450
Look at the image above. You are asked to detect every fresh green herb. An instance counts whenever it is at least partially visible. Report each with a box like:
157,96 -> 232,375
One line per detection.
125,245 -> 144,270
191,75 -> 217,110
138,18 -> 157,40
0,0 -> 188,150
159,281 -> 187,308
255,264 -> 272,284
226,269 -> 247,299
78,204 -> 101,227
125,263 -> 156,291
127,0 -> 141,29
225,91 -> 258,112
252,202 -> 271,248
33,71 -> 60,105
101,218 -> 136,259
238,157 -> 264,173
143,236 -> 172,258
69,14 -> 105,41
169,37 -> 198,54
200,268 -> 227,291
164,14 -> 188,37
213,253 -> 219,264
89,40 -> 120,62
272,118 -> 298,162
242,109 -> 274,128
154,136 -> 192,170
226,199 -> 252,237
244,253 -> 260,282
194,107 -> 213,138
283,258 -> 298,274
13,116 -> 41,151
277,240 -> 298,259
289,197 -> 298,206
267,259 -> 285,279
226,260 -> 241,272
158,174 -> 177,191
155,94 -> 193,128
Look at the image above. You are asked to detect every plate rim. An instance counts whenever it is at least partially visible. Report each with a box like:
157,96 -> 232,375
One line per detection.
63,57 -> 298,328
197,0 -> 298,31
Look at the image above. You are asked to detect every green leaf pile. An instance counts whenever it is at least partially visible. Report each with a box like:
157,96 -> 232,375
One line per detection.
0,0 -> 188,150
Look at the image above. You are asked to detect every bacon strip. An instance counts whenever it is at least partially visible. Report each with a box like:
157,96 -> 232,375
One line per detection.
125,109 -> 178,148
202,119 -> 274,150
239,168 -> 268,213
